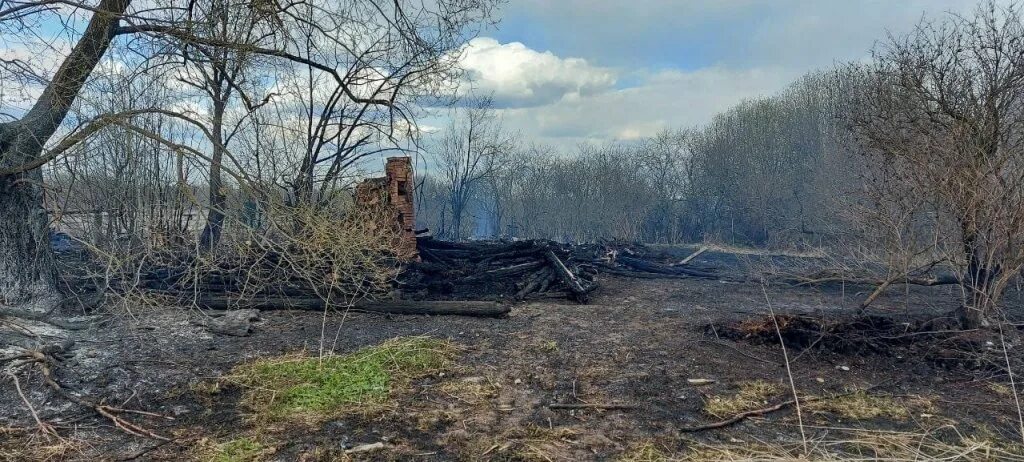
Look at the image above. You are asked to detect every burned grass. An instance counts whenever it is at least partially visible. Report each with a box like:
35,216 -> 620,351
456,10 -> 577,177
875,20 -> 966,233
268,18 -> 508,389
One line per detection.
0,434 -> 86,462
4,273 -> 1023,460
444,424 -> 582,462
710,313 -> 1023,374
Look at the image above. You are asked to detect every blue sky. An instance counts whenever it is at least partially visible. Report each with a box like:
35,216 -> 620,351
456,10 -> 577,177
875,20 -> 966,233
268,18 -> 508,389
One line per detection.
450,0 -> 996,148
1,1 -> 1001,150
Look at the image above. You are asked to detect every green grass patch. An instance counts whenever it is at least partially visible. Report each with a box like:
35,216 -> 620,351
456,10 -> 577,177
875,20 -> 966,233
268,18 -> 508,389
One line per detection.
232,336 -> 455,421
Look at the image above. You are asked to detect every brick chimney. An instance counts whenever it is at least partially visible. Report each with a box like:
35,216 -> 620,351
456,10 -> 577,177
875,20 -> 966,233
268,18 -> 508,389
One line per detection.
355,157 -> 417,260
385,157 -> 416,258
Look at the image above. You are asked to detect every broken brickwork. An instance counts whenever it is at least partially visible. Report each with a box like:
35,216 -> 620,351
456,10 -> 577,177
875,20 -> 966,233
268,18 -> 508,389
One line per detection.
355,157 -> 417,259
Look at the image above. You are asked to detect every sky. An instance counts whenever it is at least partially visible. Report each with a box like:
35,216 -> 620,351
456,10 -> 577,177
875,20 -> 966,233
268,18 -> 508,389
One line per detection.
450,0 -> 994,148
0,1 -> 999,154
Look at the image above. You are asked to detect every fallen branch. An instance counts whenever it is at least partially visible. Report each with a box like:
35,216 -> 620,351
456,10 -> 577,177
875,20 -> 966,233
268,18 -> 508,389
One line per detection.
676,246 -> 708,265
617,256 -> 718,278
115,438 -> 176,461
194,296 -> 510,317
786,271 -> 958,289
680,386 -> 884,433
345,442 -> 386,454
6,371 -> 57,438
18,349 -> 172,440
679,399 -> 797,432
597,266 -> 693,280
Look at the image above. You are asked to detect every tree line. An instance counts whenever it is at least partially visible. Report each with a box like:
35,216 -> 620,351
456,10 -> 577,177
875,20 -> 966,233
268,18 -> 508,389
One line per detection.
419,73 -> 852,247
419,1 -> 1024,328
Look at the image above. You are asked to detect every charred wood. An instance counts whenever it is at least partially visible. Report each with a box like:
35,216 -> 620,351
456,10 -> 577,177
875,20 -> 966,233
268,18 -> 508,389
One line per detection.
616,256 -> 718,278
194,296 -> 510,316
545,250 -> 590,302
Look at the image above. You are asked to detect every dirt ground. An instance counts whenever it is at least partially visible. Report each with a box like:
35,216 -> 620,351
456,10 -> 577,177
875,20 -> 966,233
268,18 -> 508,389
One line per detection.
3,250 -> 1024,461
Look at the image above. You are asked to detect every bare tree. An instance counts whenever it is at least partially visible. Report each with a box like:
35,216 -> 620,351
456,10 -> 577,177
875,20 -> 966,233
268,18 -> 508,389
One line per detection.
0,0 -> 498,318
435,97 -> 516,240
845,1 -> 1024,328
637,129 -> 691,244
166,0 -> 271,251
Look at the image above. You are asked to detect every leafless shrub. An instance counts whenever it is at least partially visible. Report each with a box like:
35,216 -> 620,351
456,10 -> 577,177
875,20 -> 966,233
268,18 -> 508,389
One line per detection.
842,1 -> 1024,328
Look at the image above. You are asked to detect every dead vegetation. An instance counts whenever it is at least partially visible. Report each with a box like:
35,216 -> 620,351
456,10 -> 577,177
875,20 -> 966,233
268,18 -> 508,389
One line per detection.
804,391 -> 931,422
711,313 -> 1024,375
683,426 -> 1024,461
702,380 -> 782,418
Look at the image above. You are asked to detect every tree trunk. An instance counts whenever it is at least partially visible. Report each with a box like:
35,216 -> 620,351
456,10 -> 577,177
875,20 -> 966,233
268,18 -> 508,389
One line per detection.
199,98 -> 227,251
0,127 -> 63,316
451,199 -> 465,241
0,0 -> 130,316
958,237 -> 999,329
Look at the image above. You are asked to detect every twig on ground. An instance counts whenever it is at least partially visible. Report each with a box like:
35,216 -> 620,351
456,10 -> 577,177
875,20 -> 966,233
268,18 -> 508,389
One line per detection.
680,398 -> 798,433
789,329 -> 826,363
115,438 -> 176,461
7,371 -> 58,438
15,349 -> 172,441
680,386 -> 884,433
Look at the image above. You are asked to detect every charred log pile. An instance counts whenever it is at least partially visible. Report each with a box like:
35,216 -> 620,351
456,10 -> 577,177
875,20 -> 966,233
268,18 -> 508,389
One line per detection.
400,237 -> 723,302
401,237 -> 601,302
60,248 -> 511,316
59,237 -> 724,316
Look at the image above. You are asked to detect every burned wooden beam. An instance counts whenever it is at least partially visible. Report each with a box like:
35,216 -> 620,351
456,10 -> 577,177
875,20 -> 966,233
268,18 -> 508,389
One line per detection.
545,250 -> 590,302
516,267 -> 553,300
194,296 -> 510,317
616,256 -> 718,278
483,260 -> 546,277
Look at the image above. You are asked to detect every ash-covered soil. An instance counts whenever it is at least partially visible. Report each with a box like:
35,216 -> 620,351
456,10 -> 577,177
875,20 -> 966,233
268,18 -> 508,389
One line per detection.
2,249 -> 1023,460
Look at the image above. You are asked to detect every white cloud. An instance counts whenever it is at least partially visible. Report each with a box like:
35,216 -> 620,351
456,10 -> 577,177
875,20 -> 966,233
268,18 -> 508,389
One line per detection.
450,2 -> 1008,148
489,66 -> 799,149
457,37 -> 616,108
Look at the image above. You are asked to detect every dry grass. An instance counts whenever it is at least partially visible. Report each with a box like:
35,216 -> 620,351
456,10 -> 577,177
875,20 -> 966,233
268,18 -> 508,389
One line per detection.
805,391 -> 927,421
0,434 -> 84,462
229,336 -> 455,423
446,424 -> 580,461
990,382 -> 1013,397
197,436 -> 273,462
536,339 -> 559,353
619,441 -> 673,462
506,425 -> 579,462
681,426 -> 1024,461
438,375 -> 500,406
703,380 -> 782,418
699,242 -> 825,259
